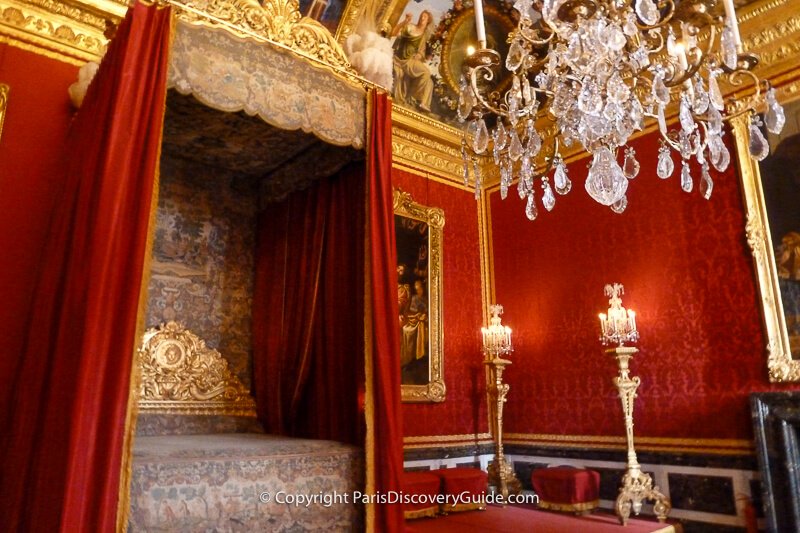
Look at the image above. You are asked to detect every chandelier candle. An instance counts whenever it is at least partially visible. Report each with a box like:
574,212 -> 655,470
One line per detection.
721,0 -> 742,48
473,0 -> 487,47
460,0 -> 785,219
599,283 -> 639,346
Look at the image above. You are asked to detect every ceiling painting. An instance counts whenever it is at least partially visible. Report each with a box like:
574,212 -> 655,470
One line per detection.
298,0 -> 348,34
389,0 -> 520,126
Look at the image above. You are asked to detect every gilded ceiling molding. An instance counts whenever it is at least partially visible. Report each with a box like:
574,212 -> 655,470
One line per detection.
0,0 -> 120,62
170,0 -> 358,79
391,103 -> 479,186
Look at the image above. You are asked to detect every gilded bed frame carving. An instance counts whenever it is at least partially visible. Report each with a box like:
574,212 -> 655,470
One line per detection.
137,321 -> 257,415
394,189 -> 446,402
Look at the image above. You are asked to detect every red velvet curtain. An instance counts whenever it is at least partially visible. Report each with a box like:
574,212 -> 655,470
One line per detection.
364,90 -> 404,532
252,91 -> 403,531
0,3 -> 171,531
252,163 -> 364,444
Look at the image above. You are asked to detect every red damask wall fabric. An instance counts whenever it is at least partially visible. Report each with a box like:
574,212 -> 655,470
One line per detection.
0,45 -> 77,425
0,4 -> 172,531
490,129 -> 800,440
392,170 -> 488,437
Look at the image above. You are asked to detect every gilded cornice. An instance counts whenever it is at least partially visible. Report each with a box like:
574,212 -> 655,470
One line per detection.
0,0 -> 122,63
391,103 -> 466,185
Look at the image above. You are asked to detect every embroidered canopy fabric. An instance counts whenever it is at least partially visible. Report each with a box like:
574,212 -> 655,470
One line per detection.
168,19 -> 365,150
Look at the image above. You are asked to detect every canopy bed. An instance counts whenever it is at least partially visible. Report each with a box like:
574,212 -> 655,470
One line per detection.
0,1 -> 404,531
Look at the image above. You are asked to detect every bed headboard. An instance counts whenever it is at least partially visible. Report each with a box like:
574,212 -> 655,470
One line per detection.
137,321 -> 256,416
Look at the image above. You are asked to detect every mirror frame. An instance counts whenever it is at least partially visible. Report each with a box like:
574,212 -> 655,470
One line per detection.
732,94 -> 800,381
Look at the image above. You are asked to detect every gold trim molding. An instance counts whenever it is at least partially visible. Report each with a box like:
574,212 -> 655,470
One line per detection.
0,0 -> 120,62
395,189 -> 446,403
403,432 -> 753,455
391,104 -> 468,184
731,111 -> 800,382
0,83 -> 8,143
137,321 -> 257,415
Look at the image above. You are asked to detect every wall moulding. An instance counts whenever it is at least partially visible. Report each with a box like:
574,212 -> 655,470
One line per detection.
401,432 -> 754,455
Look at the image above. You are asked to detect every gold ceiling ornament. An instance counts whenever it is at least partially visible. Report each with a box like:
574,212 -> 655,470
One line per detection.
168,0 -> 357,77
137,321 -> 257,416
458,0 -> 787,219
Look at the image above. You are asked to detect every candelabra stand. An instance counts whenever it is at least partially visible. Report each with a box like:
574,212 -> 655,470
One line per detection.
608,346 -> 671,525
485,352 -> 522,499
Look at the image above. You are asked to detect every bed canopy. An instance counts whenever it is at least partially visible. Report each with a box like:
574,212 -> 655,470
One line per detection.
0,1 -> 404,531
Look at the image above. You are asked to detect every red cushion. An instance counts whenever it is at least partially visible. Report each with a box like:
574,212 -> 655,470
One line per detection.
531,467 -> 600,504
430,468 -> 488,496
401,471 -> 441,512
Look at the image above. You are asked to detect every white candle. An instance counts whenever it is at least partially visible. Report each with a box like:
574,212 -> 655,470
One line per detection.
599,314 -> 607,335
628,310 -> 636,332
722,0 -> 742,47
474,0 -> 487,48
677,45 -> 688,71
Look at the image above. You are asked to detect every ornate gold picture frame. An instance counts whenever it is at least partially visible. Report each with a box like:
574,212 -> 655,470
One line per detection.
732,92 -> 800,382
0,84 -> 8,144
394,189 -> 445,402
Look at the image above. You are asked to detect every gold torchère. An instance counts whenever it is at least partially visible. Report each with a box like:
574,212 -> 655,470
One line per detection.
483,304 -> 522,499
599,284 -> 671,525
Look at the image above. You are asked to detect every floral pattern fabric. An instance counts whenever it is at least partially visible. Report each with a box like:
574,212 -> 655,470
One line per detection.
168,21 -> 365,150
129,434 -> 364,532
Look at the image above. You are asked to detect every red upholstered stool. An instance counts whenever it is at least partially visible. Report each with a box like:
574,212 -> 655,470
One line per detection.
401,471 -> 441,519
531,467 -> 600,514
431,468 -> 488,513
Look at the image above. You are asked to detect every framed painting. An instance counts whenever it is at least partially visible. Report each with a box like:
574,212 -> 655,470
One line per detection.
386,0 -> 518,125
393,189 -> 445,402
733,94 -> 800,381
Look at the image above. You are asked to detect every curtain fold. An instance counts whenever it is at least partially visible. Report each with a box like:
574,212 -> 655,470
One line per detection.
364,90 -> 405,532
252,163 -> 364,445
0,3 -> 172,531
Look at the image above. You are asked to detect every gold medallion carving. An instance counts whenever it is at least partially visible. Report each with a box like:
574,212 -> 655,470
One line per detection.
137,321 -> 257,415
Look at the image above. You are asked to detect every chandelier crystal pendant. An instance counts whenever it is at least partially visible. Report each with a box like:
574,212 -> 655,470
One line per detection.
458,0 -> 786,218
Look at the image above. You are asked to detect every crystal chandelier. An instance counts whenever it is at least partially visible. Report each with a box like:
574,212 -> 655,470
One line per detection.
458,0 -> 786,219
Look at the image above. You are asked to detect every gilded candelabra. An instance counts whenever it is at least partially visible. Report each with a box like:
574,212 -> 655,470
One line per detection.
483,305 -> 522,499
599,285 -> 671,526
